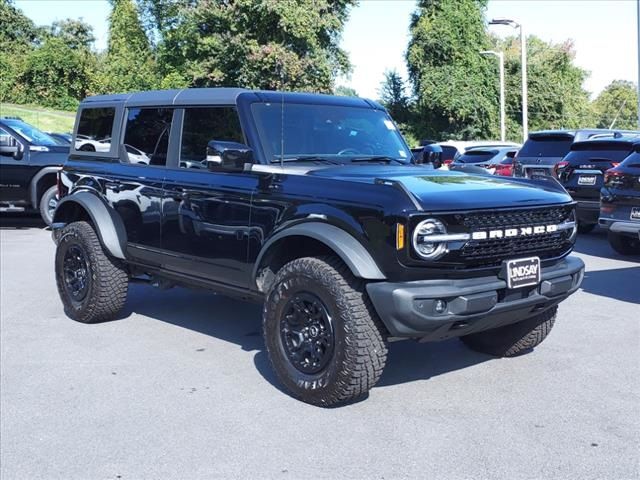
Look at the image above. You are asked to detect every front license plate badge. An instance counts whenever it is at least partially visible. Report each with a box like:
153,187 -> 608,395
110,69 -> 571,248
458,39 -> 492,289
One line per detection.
505,257 -> 541,289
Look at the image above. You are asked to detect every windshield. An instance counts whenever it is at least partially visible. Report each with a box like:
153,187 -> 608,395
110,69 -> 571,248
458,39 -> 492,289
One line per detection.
251,102 -> 412,163
3,119 -> 59,146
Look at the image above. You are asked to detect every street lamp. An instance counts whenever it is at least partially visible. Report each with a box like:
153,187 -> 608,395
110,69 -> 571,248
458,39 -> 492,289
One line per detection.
490,18 -> 527,142
481,50 -> 505,142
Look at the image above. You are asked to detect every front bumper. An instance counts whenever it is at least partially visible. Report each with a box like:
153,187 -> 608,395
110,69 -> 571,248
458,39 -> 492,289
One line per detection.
367,256 -> 584,340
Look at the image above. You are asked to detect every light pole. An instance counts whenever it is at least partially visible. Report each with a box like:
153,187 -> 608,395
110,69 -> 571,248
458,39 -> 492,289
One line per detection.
481,50 -> 505,142
490,18 -> 527,142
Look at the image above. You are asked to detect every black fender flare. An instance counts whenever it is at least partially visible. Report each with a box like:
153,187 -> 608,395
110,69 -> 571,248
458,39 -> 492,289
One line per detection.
29,166 -> 61,209
53,191 -> 127,260
253,222 -> 386,285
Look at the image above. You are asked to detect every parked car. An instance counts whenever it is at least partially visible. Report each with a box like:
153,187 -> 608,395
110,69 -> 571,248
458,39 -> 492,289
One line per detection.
556,136 -> 640,233
599,145 -> 640,255
449,146 -> 519,176
0,117 -> 68,224
438,140 -> 520,168
47,132 -> 72,145
75,134 -> 111,152
51,88 -> 584,407
513,129 -> 640,178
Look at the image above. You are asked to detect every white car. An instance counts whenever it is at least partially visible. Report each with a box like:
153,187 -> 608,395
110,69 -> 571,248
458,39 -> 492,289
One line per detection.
125,144 -> 151,164
75,135 -> 111,152
438,140 -> 521,169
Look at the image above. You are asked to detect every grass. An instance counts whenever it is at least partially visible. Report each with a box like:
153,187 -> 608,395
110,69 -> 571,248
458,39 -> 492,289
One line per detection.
0,103 -> 75,133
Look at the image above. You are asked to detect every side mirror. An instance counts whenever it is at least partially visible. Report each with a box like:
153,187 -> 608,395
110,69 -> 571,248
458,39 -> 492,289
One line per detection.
206,140 -> 252,172
0,144 -> 22,159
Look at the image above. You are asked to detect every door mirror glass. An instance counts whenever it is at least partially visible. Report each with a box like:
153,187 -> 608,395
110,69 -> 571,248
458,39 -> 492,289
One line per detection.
206,140 -> 252,172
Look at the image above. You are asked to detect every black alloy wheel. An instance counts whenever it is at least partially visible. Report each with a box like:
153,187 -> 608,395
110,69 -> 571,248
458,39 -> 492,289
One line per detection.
279,292 -> 335,374
63,244 -> 90,302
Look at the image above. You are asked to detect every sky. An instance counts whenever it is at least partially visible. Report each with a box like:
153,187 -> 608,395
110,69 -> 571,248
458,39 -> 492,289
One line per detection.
14,0 -> 639,99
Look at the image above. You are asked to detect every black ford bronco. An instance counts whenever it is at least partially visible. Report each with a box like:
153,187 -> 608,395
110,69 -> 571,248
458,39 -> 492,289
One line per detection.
52,89 -> 584,406
0,117 -> 69,224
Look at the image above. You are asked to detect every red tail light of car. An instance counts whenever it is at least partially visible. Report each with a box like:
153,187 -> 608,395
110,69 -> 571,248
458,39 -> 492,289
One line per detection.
494,164 -> 513,176
604,169 -> 627,188
553,161 -> 569,178
443,158 -> 454,167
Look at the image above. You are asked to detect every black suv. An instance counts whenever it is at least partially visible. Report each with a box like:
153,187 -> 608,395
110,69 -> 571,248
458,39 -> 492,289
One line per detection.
513,129 -> 639,179
556,136 -> 640,233
51,88 -> 584,406
0,117 -> 69,224
599,145 -> 640,255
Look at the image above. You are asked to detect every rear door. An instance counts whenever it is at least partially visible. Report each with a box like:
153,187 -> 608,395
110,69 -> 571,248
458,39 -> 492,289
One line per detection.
160,106 -> 259,287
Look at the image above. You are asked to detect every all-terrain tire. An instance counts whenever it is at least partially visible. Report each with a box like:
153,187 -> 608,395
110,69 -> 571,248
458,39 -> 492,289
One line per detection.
577,222 -> 596,234
460,306 -> 557,357
608,231 -> 640,256
55,221 -> 128,323
263,256 -> 388,407
39,185 -> 58,226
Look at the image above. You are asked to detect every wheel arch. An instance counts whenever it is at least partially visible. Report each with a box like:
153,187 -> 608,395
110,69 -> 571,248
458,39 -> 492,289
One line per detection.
53,191 -> 127,260
253,222 -> 386,292
29,167 -> 60,209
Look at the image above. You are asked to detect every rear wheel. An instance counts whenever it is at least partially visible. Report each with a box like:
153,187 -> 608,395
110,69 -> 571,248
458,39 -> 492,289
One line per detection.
263,256 -> 387,407
39,185 -> 58,226
55,221 -> 128,323
608,231 -> 640,255
577,222 -> 596,234
460,306 -> 557,357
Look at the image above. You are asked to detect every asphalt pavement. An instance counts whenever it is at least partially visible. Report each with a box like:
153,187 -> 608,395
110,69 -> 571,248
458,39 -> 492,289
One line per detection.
1,214 -> 638,480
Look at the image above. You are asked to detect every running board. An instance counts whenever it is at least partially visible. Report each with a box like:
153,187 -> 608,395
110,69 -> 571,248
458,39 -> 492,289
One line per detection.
0,205 -> 26,213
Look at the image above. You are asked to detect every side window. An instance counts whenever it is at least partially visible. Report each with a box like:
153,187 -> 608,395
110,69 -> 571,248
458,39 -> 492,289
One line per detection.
179,107 -> 244,169
76,107 -> 115,153
123,108 -> 173,166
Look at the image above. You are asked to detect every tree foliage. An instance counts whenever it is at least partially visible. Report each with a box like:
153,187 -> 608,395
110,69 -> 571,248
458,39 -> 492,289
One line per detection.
593,80 -> 638,130
142,0 -> 355,92
379,69 -> 410,124
406,0 -> 498,140
102,0 -> 158,93
49,19 -> 96,50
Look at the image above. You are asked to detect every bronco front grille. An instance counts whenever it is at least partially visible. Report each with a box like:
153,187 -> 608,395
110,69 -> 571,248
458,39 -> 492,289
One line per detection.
450,205 -> 574,268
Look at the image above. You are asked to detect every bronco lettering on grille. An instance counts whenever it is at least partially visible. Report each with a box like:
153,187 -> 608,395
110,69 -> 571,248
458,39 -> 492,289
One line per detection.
471,224 -> 559,240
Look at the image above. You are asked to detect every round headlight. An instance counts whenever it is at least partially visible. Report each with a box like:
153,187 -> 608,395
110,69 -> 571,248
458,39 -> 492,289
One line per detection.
412,218 -> 448,260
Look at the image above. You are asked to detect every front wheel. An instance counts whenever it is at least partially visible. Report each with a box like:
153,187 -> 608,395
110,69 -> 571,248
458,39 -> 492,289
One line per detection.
460,306 -> 557,357
55,221 -> 129,323
39,185 -> 58,226
608,231 -> 640,255
263,256 -> 387,407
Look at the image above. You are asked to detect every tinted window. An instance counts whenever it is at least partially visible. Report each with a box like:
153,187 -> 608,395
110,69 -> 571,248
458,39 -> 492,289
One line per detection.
180,107 -> 243,168
123,108 -> 173,166
440,145 -> 458,161
3,119 -> 58,146
251,103 -> 412,163
620,151 -> 640,168
457,150 -> 497,163
76,107 -> 115,145
519,136 -> 573,157
564,148 -> 632,165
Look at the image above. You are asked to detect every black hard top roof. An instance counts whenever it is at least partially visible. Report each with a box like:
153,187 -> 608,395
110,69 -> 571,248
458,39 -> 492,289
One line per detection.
529,128 -> 640,141
80,87 -> 384,110
570,135 -> 640,149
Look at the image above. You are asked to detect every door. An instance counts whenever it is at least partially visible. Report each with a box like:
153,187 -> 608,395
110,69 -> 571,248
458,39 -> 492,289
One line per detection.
161,106 -> 258,287
0,127 -> 30,204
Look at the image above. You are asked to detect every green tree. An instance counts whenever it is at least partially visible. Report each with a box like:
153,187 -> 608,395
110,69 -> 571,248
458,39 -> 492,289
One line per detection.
593,80 -> 638,130
102,0 -> 158,93
142,0 -> 355,92
49,18 -> 96,50
379,69 -> 410,124
15,37 -> 96,109
497,36 -> 594,139
406,0 -> 498,140
334,85 -> 358,97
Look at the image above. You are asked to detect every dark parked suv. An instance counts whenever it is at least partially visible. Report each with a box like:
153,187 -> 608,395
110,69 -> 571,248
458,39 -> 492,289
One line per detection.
0,117 -> 69,224
556,136 -> 640,233
513,129 -> 639,178
599,145 -> 640,255
51,88 -> 584,406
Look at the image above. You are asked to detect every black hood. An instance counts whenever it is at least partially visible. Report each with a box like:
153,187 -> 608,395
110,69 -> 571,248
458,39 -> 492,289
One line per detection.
307,164 -> 572,210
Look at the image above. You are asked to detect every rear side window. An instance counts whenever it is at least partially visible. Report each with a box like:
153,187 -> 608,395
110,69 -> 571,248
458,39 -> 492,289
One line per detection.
123,108 -> 173,166
76,107 -> 115,153
457,150 -> 497,163
179,107 -> 244,168
620,151 -> 640,168
519,136 -> 573,157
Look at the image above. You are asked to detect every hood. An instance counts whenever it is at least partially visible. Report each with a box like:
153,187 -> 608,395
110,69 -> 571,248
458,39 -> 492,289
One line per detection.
307,164 -> 572,210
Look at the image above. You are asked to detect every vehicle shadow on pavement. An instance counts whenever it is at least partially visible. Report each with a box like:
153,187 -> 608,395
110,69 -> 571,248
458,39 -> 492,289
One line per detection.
580,267 -> 640,304
573,229 -> 640,261
0,213 -> 46,229
123,284 -> 493,391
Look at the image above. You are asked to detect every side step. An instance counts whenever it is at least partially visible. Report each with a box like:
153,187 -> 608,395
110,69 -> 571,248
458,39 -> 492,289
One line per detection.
0,205 -> 26,213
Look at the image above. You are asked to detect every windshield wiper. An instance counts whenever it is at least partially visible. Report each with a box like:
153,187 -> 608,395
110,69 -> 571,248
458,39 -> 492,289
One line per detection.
270,156 -> 341,164
350,156 -> 406,165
